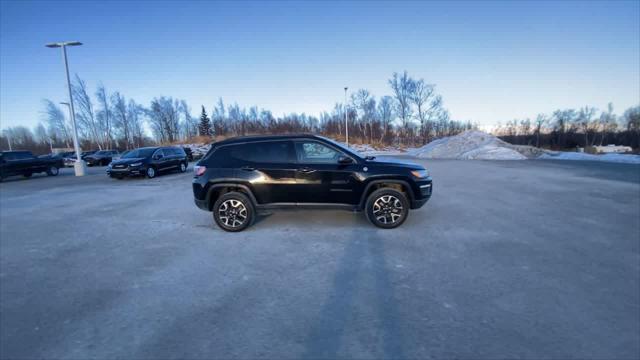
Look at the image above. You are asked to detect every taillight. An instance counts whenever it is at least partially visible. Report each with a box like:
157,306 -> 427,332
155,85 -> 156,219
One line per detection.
194,165 -> 206,176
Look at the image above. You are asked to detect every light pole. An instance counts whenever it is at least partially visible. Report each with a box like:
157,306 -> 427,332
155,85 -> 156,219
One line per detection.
46,41 -> 86,176
2,130 -> 12,151
344,87 -> 349,147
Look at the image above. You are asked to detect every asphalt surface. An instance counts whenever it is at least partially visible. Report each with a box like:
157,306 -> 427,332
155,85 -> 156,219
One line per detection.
1,159 -> 639,359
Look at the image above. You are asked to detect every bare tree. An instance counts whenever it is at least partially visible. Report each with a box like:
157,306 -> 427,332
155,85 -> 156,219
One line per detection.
111,92 -> 131,149
534,114 -> 547,148
388,71 -> 415,142
410,79 -> 439,144
41,99 -> 71,147
95,84 -> 113,148
577,106 -> 598,147
72,75 -> 102,149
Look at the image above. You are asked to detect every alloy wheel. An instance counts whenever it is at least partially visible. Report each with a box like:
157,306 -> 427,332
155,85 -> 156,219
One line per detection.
218,199 -> 248,228
372,195 -> 404,224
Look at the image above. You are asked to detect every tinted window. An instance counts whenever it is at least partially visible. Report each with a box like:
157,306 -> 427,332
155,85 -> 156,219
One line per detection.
174,148 -> 186,156
233,141 -> 294,163
295,141 -> 342,164
208,141 -> 293,167
122,148 -> 156,159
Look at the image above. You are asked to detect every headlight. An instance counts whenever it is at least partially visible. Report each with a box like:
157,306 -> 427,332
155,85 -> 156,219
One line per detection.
130,162 -> 143,167
410,169 -> 430,178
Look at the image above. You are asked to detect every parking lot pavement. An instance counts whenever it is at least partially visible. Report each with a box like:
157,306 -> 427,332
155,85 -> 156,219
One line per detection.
1,159 -> 639,359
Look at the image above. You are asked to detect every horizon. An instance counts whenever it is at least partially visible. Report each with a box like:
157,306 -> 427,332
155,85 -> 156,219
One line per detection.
1,0 -> 639,132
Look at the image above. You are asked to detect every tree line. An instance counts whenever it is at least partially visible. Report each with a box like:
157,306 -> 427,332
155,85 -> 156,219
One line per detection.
494,104 -> 640,150
0,70 -> 472,154
2,69 -> 638,154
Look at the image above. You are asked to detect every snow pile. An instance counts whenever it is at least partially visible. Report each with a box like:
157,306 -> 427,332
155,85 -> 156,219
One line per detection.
182,143 -> 211,158
539,152 -> 640,164
408,131 -> 527,160
350,144 -> 405,156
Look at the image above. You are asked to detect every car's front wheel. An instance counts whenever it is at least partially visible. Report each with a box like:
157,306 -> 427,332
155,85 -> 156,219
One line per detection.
365,188 -> 410,229
46,166 -> 59,176
213,192 -> 254,232
146,166 -> 156,179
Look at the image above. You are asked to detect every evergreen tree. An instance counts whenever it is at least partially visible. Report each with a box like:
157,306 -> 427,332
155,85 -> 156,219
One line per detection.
198,105 -> 211,137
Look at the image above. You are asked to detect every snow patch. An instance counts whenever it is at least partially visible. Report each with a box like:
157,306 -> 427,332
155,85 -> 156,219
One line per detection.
539,152 -> 640,164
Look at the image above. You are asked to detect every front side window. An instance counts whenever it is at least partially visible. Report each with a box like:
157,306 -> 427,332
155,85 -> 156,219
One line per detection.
295,141 -> 343,164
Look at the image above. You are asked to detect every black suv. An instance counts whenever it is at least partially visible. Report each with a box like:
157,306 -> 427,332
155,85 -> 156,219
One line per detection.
107,146 -> 188,179
85,150 -> 119,166
192,134 -> 433,231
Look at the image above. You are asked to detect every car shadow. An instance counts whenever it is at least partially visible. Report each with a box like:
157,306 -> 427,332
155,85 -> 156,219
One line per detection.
301,229 -> 405,358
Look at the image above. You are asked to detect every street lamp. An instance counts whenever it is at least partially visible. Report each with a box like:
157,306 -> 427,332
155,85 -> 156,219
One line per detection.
46,41 -> 86,176
344,87 -> 349,147
2,129 -> 12,151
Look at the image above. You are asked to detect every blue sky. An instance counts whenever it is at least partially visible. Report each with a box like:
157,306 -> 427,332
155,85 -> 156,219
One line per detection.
1,0 -> 638,130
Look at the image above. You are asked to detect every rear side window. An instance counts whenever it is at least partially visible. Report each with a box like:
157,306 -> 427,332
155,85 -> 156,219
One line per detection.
173,147 -> 186,156
207,141 -> 294,167
233,141 -> 294,164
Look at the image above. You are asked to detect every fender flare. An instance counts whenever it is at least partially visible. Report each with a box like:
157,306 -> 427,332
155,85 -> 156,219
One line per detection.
205,182 -> 258,210
358,179 -> 415,209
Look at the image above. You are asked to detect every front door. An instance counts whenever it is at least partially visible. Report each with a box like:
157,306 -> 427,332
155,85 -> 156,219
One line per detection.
293,140 -> 360,204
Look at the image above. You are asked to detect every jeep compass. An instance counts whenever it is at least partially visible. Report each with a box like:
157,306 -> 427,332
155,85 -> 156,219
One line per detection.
192,134 -> 433,231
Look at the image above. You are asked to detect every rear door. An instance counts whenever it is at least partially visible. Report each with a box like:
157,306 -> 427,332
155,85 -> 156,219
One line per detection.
231,141 -> 297,204
152,149 -> 171,170
293,140 -> 360,204
164,148 -> 179,169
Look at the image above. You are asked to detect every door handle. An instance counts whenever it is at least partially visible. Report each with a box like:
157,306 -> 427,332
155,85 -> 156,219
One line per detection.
241,166 -> 255,171
297,167 -> 316,174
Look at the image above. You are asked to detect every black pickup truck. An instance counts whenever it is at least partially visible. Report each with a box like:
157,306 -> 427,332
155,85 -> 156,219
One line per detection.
0,151 -> 64,181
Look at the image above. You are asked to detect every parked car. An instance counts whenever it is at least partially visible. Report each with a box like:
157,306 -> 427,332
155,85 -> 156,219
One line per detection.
192,134 -> 433,232
85,150 -> 119,166
107,146 -> 188,179
0,150 -> 64,181
81,150 -> 97,159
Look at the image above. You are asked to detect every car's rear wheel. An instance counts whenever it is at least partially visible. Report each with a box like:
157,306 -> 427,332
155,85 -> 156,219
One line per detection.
213,192 -> 254,232
365,188 -> 409,229
179,162 -> 187,173
46,166 -> 59,176
146,166 -> 156,179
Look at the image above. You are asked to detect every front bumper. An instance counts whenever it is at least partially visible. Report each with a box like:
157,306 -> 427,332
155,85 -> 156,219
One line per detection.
411,178 -> 433,209
108,166 -> 145,177
194,197 -> 209,211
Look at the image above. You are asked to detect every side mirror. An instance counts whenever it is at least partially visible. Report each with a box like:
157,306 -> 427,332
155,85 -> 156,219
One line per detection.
338,156 -> 353,165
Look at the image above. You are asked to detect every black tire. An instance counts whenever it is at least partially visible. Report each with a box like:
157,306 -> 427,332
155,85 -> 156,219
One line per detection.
365,188 -> 410,229
46,166 -> 59,176
213,192 -> 255,232
146,166 -> 156,179
23,173 -> 32,178
179,162 -> 187,173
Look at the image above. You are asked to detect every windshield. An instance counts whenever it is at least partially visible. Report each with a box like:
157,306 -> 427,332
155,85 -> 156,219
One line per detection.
122,148 -> 155,159
318,136 -> 365,159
